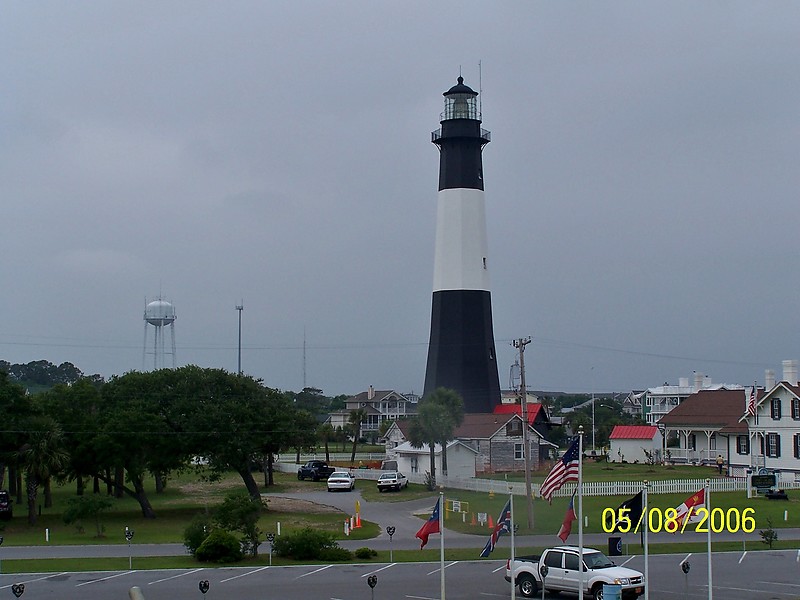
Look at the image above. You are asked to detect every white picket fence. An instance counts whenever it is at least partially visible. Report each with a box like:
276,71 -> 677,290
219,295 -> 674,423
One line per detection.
275,460 -> 800,497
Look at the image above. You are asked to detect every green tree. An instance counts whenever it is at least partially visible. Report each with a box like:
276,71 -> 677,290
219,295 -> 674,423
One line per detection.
214,490 -> 265,557
0,372 -> 34,495
318,423 -> 335,463
348,408 -> 368,466
63,495 -> 113,537
425,388 -> 464,475
408,399 -> 451,490
18,416 -> 69,525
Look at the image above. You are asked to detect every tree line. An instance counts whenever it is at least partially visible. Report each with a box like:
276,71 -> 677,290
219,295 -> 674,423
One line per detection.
0,366 -> 322,524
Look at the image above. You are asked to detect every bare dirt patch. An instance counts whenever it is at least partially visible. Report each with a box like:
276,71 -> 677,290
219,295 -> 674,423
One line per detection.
265,496 -> 342,514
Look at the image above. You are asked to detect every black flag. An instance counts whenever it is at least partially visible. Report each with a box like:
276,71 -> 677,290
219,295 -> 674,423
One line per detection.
605,491 -> 643,533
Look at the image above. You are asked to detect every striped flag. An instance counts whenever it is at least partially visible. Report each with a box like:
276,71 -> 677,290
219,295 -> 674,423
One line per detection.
671,488 -> 704,532
415,496 -> 441,549
479,498 -> 512,557
539,436 -> 580,503
747,386 -> 757,416
557,491 -> 577,542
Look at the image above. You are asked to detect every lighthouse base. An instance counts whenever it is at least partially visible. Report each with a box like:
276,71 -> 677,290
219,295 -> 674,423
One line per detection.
423,289 -> 501,413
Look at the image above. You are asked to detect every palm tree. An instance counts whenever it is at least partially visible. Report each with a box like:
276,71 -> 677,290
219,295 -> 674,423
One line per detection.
348,408 -> 368,466
318,423 -> 335,463
425,388 -> 464,476
408,400 -> 452,490
19,417 -> 69,525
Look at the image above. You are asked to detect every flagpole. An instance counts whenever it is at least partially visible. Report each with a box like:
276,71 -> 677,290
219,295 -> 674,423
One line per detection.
510,490 -> 516,600
440,490 -> 445,600
706,479 -> 712,600
643,481 -> 649,600
578,426 -> 584,600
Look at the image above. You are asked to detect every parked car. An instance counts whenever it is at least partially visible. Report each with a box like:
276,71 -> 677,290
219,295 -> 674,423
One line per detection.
377,471 -> 408,492
297,460 -> 336,481
327,471 -> 356,492
506,546 -> 645,599
0,490 -> 12,520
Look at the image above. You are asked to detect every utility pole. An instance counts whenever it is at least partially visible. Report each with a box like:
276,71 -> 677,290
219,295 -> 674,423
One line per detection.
513,336 -> 533,529
235,301 -> 243,375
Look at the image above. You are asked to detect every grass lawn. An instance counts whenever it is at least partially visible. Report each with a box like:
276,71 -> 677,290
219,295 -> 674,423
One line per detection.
0,470 -> 378,546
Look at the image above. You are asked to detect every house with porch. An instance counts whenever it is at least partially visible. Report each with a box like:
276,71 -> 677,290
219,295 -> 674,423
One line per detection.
383,411 -> 555,473
732,380 -> 800,480
657,388 -> 751,468
327,387 -> 417,438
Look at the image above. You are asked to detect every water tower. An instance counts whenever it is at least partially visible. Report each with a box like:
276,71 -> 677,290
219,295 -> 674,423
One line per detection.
142,298 -> 177,370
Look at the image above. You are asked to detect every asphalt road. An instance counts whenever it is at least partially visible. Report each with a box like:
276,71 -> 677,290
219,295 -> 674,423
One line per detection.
2,550 -> 800,600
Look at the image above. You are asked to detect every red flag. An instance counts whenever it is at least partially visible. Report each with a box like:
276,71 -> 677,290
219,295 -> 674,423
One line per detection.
557,492 -> 577,542
671,488 -> 705,532
415,497 -> 441,549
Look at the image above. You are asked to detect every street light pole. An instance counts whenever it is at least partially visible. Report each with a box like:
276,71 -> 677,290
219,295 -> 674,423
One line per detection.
513,336 -> 533,529
235,301 -> 243,375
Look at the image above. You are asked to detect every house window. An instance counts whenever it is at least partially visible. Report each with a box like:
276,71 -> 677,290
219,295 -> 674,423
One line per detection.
514,443 -> 524,460
792,398 -> 800,420
688,434 -> 696,451
771,398 -> 782,420
767,433 -> 781,458
709,434 -> 716,451
410,457 -> 419,473
794,434 -> 800,459
736,435 -> 749,455
506,420 -> 523,437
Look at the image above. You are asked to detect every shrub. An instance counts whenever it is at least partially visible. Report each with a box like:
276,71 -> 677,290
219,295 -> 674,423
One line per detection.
62,495 -> 113,537
355,547 -> 377,559
183,514 -> 213,556
195,529 -> 243,563
214,491 -> 265,557
273,527 -> 343,560
320,547 -> 353,561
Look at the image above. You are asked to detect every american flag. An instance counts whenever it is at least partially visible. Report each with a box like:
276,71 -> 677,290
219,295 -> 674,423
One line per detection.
540,436 -> 580,503
479,498 -> 512,557
747,386 -> 757,417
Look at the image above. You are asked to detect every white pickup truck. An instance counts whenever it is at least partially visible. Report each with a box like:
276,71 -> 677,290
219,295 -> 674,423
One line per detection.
505,546 -> 645,600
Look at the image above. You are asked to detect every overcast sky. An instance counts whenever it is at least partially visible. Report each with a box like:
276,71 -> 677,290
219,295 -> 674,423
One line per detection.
3,2 -> 799,396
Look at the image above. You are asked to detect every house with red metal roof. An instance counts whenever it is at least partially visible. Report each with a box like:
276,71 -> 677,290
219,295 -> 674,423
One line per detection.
608,425 -> 662,464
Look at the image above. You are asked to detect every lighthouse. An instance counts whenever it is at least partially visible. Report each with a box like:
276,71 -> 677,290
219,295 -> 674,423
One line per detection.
423,77 -> 501,413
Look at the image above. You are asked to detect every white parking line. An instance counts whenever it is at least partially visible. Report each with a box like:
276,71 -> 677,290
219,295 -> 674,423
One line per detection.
620,555 -> 636,566
757,581 -> 800,589
296,565 -> 332,579
361,563 -> 396,577
0,572 -> 68,589
76,571 -> 133,587
149,568 -> 204,584
491,565 -> 505,573
738,551 -> 747,564
426,561 -> 457,576
220,566 -> 270,582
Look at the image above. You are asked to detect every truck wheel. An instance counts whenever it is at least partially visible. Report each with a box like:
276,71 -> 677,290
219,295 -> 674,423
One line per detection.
518,574 -> 538,598
592,584 -> 604,600
297,473 -> 304,480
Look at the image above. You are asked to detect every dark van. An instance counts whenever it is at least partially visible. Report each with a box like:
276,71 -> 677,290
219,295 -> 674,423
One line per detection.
0,490 -> 12,520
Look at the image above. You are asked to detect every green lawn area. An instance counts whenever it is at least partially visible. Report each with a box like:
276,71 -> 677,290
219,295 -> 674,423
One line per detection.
0,470 -> 378,547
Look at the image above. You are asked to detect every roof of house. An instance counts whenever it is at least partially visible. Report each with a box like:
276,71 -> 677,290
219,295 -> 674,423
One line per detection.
609,425 -> 659,440
394,440 -> 478,456
348,389 -> 406,403
493,402 -> 544,424
657,388 -> 753,432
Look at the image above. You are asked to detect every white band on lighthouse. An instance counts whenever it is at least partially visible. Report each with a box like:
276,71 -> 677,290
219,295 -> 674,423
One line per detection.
432,187 -> 490,292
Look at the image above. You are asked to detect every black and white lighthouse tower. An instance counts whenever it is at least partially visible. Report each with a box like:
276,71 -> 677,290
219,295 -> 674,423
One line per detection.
423,77 -> 501,413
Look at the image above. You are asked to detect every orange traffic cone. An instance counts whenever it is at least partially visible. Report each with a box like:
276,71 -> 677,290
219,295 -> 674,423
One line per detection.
488,514 -> 494,529
355,513 -> 362,528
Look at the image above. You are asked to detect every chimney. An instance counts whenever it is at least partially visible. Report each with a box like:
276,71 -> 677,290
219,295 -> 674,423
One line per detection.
367,385 -> 375,400
693,371 -> 704,392
765,369 -> 776,390
782,360 -> 798,385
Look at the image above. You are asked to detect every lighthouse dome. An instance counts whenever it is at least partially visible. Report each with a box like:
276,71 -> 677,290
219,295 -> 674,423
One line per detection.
444,76 -> 477,97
